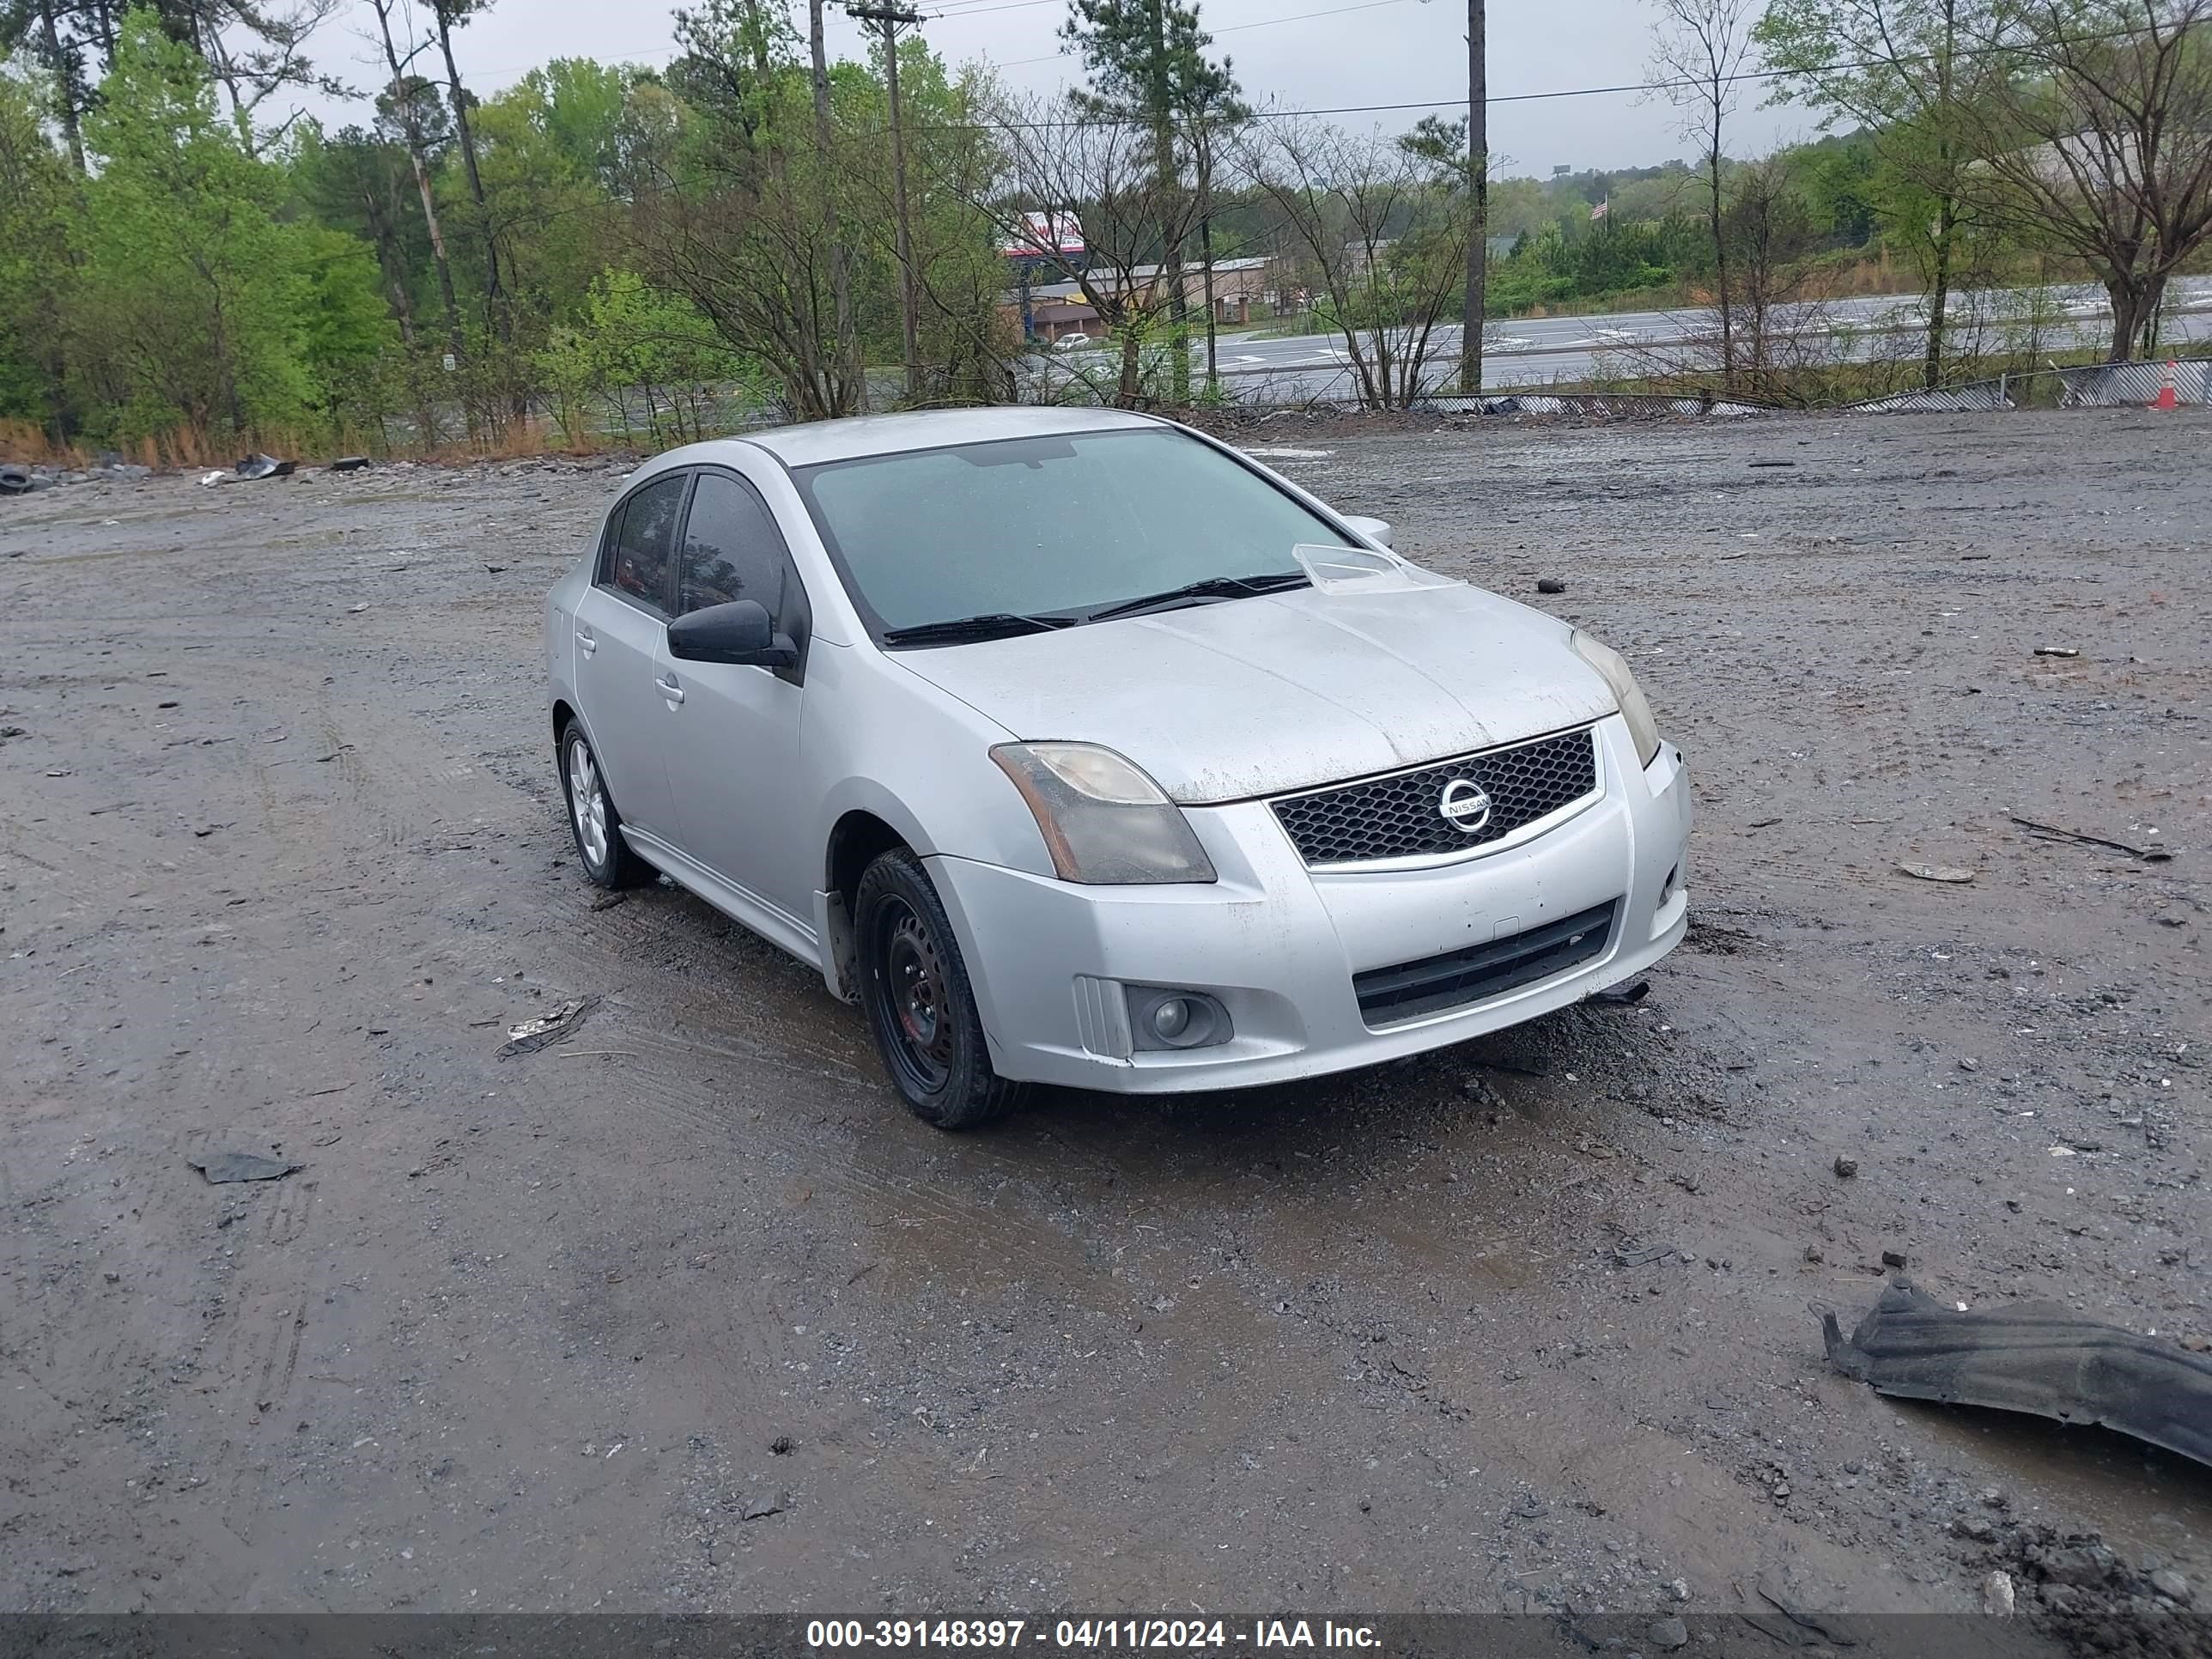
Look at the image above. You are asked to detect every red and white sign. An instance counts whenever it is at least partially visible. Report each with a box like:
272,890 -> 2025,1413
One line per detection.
1002,210 -> 1085,258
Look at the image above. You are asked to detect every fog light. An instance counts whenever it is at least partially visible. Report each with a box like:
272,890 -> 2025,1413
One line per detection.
1127,988 -> 1232,1051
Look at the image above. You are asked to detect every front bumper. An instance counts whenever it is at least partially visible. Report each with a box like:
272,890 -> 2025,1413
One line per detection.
928,716 -> 1692,1094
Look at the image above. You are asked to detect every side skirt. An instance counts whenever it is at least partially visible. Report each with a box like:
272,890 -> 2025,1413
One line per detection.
622,828 -> 825,975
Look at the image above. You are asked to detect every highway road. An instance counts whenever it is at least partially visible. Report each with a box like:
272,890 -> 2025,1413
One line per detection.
1034,276 -> 2212,398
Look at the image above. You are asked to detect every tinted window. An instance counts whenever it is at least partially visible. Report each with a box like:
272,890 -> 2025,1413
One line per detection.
679,473 -> 789,618
792,428 -> 1343,635
600,474 -> 688,613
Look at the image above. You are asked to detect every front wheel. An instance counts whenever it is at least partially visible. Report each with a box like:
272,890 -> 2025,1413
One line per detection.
854,848 -> 1025,1129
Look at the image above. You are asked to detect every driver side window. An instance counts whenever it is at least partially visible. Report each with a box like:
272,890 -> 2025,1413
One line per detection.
679,472 -> 801,633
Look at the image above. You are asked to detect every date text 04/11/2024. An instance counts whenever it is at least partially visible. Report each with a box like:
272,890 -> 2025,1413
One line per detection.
804,1620 -> 1382,1650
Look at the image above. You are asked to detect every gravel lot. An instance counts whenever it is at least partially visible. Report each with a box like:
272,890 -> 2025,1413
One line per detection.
1,410 -> 2205,1651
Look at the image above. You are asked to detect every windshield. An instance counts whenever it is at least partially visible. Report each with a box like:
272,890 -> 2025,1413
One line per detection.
791,428 -> 1348,637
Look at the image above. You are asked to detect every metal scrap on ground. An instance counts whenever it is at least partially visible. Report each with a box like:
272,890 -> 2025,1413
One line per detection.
2009,814 -> 2174,862
1820,1279 -> 2212,1468
499,996 -> 599,1058
198,453 -> 297,487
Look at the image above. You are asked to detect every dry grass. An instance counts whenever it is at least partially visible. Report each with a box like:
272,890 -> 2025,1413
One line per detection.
1,411 -> 616,474
0,420 -> 82,466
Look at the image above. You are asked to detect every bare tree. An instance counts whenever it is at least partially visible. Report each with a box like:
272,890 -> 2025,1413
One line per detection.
1961,0 -> 2212,359
424,0 -> 512,354
1613,153 -> 1833,402
976,91 -> 1204,406
1649,0 -> 1758,379
1238,116 -> 1471,410
368,0 -> 465,368
1719,155 -> 1823,386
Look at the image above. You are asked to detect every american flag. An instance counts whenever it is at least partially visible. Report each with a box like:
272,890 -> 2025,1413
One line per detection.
1590,199 -> 1609,222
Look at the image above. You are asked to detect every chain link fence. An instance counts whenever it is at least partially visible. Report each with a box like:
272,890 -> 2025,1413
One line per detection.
1169,349 -> 2212,422
1837,355 -> 2212,414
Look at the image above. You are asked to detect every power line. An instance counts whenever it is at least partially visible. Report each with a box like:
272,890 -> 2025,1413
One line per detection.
922,0 -> 1066,16
996,0 -> 1420,68
432,12 -> 2190,136
962,19 -> 2196,132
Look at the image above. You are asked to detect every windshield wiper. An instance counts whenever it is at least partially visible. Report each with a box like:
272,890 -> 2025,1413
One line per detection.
880,611 -> 1082,647
1081,570 -> 1310,624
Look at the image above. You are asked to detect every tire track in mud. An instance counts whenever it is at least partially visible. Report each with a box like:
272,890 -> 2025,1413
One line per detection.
214,1176 -> 322,1551
321,702 -> 532,854
557,1036 -> 1106,1282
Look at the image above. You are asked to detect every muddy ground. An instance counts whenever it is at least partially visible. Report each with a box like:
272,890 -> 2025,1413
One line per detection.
1,410 -> 2205,1650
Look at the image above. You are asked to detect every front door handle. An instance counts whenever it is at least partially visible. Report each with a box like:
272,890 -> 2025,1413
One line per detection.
654,676 -> 685,705
575,627 -> 597,656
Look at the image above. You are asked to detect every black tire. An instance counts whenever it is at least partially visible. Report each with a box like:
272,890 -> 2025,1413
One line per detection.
558,719 -> 653,890
854,848 -> 1026,1129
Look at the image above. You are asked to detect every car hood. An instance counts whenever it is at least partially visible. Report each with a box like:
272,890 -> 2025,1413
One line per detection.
890,578 -> 1620,804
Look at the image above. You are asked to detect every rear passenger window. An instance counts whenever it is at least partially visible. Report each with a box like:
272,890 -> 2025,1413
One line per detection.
599,474 -> 688,614
679,473 -> 790,619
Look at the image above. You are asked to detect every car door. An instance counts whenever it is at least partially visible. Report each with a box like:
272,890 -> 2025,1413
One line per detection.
659,467 -> 813,929
572,471 -> 691,840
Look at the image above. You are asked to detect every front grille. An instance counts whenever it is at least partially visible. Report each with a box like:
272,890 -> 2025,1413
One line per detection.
1354,900 -> 1619,1027
1272,726 -> 1599,867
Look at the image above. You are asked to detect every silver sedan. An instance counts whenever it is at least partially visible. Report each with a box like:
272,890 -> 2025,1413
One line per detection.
545,408 -> 1690,1127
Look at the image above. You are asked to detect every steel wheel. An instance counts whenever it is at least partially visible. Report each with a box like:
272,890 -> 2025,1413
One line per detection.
853,848 -> 1025,1128
879,897 -> 955,1093
566,734 -> 611,870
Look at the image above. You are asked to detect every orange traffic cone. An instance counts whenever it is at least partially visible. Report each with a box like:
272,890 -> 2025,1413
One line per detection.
2153,361 -> 2179,410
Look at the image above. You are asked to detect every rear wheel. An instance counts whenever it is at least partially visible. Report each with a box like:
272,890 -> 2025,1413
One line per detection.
560,720 -> 653,889
854,848 -> 1025,1129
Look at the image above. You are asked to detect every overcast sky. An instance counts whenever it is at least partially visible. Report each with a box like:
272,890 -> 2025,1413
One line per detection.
292,0 -> 1811,179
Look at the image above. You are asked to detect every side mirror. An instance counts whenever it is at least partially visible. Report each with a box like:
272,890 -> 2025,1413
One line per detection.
1341,514 -> 1393,549
667,599 -> 797,668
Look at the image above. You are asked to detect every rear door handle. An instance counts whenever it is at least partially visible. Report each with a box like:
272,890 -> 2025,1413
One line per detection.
654,676 -> 684,705
575,627 -> 597,656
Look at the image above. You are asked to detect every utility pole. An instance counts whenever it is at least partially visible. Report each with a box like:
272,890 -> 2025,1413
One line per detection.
1462,0 -> 1486,396
849,2 -> 926,403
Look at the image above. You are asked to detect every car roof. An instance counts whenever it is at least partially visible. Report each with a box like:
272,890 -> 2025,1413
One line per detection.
731,406 -> 1164,468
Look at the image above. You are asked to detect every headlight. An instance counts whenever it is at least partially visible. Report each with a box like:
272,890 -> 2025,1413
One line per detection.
1572,631 -> 1662,768
990,742 -> 1217,884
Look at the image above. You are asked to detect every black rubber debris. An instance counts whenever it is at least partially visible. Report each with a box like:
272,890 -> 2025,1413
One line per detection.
1588,980 -> 1650,1006
1820,1279 -> 2212,1468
